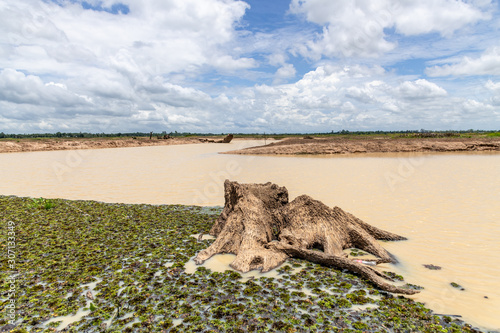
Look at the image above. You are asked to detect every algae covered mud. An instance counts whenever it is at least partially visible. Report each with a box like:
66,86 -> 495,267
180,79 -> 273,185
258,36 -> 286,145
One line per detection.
0,196 -> 490,332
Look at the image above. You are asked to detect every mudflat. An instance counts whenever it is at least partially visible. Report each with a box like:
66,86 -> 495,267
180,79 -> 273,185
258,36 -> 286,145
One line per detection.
225,137 -> 500,155
1,195 -> 487,332
0,137 -> 203,153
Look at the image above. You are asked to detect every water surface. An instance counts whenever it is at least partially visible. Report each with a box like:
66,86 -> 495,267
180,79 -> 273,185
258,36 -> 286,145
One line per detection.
1,140 -> 499,330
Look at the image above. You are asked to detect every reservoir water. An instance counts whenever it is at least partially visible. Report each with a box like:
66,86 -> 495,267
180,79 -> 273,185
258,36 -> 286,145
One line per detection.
1,140 -> 499,330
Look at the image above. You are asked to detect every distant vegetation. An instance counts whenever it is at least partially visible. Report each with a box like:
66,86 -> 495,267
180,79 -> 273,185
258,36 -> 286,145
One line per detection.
0,129 -> 498,140
0,131 -> 175,139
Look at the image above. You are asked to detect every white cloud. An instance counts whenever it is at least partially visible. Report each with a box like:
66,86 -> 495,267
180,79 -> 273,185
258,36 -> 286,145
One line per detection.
0,0 -> 257,132
209,55 -> 257,71
276,64 -> 296,78
0,0 -> 251,77
486,80 -> 500,105
273,63 -> 296,84
268,53 -> 287,66
346,80 -> 389,104
393,0 -> 489,37
0,68 -> 89,107
289,0 -> 396,58
230,67 -> 498,131
341,101 -> 356,112
486,80 -> 500,91
38,120 -> 54,130
0,0 -> 498,133
146,82 -> 212,108
0,62 -> 499,133
397,79 -> 448,100
289,0 -> 491,59
462,99 -> 493,113
426,47 -> 500,76
167,114 -> 203,125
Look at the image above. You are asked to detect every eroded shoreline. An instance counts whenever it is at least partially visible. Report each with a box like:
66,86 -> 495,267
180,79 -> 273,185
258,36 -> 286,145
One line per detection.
2,136 -> 500,156
0,137 -> 207,153
224,137 -> 500,155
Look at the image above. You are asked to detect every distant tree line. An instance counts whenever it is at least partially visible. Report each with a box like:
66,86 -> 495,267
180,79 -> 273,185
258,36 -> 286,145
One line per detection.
0,131 -> 185,139
0,129 -> 498,139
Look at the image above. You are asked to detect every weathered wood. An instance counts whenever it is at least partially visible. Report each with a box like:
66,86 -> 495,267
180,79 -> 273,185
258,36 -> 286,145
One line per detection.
215,134 -> 234,143
268,242 -> 417,295
278,195 -> 401,263
195,181 -> 288,272
222,134 -> 233,143
195,180 -> 418,294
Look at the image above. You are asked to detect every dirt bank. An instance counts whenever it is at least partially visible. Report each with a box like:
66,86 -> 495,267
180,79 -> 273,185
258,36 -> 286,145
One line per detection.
225,137 -> 500,155
0,137 -> 210,153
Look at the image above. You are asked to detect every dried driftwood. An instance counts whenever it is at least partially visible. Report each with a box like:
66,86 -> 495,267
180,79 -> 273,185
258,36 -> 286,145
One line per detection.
195,180 -> 418,294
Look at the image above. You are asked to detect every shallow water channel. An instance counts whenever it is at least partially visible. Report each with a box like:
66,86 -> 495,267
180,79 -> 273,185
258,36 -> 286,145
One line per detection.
1,139 -> 499,330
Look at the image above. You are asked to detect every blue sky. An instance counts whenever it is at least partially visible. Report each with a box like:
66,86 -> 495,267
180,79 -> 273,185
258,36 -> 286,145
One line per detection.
0,0 -> 499,133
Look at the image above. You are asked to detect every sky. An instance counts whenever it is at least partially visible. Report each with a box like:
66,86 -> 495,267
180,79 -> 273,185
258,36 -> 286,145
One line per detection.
0,0 -> 499,134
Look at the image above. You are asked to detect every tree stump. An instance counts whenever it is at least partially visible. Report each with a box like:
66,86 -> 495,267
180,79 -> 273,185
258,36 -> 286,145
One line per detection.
216,134 -> 234,143
195,180 -> 418,294
222,134 -> 233,143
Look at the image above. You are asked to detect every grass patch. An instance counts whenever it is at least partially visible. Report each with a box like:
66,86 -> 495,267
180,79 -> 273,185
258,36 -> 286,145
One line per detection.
27,197 -> 56,210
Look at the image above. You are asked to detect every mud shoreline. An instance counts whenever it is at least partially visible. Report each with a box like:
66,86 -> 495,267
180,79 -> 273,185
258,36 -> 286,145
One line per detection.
2,136 -> 499,156
225,137 -> 500,155
0,137 -> 209,153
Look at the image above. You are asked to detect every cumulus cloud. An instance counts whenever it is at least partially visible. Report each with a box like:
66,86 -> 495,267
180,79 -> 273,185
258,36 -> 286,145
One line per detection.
209,55 -> 257,72
0,68 -> 89,107
0,0 -> 257,132
426,47 -> 500,76
393,0 -> 489,36
268,53 -> 288,66
0,62 -> 499,132
226,67 -> 411,130
0,0 -> 251,76
289,0 -> 395,58
289,0 -> 491,59
273,63 -> 296,84
486,80 -> 500,91
397,79 -> 448,100
0,0 -> 498,133
233,66 -> 498,131
346,81 -> 389,104
485,80 -> 500,105
461,99 -> 493,113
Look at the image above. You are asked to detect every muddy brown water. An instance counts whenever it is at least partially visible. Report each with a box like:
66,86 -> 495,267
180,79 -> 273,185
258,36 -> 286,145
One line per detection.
1,140 -> 499,330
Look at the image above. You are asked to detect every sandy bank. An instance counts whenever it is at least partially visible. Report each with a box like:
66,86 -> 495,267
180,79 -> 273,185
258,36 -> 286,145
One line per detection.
0,137 -> 209,153
224,137 -> 500,155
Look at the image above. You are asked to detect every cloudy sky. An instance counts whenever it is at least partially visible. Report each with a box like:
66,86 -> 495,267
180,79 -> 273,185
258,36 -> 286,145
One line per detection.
1,0 -> 499,134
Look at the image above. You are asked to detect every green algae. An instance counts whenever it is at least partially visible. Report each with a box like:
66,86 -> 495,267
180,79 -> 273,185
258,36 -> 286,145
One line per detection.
0,195 -> 490,332
349,248 -> 368,257
451,282 -> 466,291
383,271 -> 405,281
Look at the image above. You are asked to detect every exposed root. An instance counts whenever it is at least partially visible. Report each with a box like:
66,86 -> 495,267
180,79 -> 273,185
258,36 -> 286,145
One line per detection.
269,242 -> 418,295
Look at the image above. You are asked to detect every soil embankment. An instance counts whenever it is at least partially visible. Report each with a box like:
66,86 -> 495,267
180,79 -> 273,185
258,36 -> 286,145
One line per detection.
0,137 -> 205,153
225,137 -> 500,155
